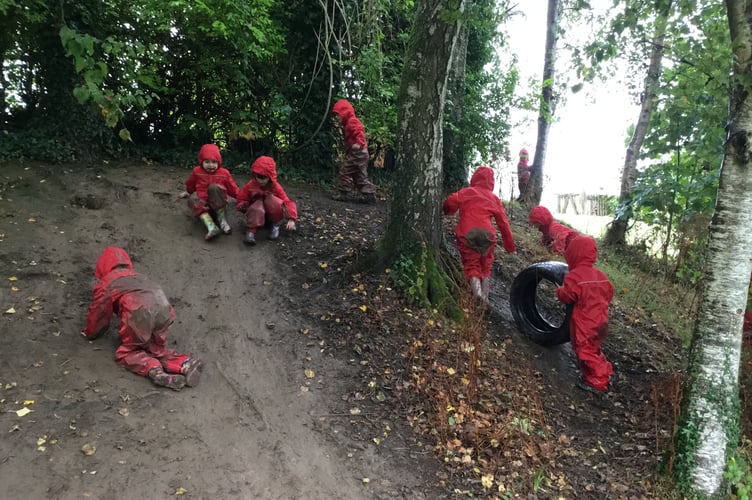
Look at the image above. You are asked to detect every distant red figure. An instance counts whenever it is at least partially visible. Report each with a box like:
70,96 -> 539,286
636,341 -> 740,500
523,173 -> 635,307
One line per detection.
517,148 -> 531,198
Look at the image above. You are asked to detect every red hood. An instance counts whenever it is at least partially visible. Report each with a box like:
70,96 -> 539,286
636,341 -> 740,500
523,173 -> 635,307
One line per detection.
564,235 -> 598,269
529,205 -> 553,228
198,144 -> 222,168
332,99 -> 356,126
470,166 -> 495,191
518,148 -> 529,166
250,155 -> 278,182
94,247 -> 133,279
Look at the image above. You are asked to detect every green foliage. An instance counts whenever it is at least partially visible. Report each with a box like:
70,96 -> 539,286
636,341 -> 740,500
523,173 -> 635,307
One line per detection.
393,254 -> 429,307
725,449 -> 752,500
607,0 -> 729,281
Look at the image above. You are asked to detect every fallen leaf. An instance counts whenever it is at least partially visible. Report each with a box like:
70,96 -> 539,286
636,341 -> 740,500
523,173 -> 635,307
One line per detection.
4,307 -> 15,315
11,286 -> 18,292
15,407 -> 31,417
175,487 -> 187,495
23,400 -> 34,405
81,443 -> 96,456
28,218 -> 36,223
8,276 -> 17,282
447,368 -> 456,375
361,478 -> 370,484
359,305 -> 367,312
350,407 -> 361,415
118,408 -> 129,417
319,262 -> 328,269
304,369 -> 315,379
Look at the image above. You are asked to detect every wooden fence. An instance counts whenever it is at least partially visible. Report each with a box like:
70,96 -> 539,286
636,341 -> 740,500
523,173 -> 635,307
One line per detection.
556,193 -> 613,216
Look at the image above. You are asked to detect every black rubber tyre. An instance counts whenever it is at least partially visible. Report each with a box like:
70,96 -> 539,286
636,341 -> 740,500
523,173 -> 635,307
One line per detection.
509,261 -> 572,346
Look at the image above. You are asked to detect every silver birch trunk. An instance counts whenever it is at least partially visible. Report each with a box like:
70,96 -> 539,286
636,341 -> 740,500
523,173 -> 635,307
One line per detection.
604,3 -> 671,245
674,0 -> 752,495
385,0 -> 466,250
522,0 -> 561,206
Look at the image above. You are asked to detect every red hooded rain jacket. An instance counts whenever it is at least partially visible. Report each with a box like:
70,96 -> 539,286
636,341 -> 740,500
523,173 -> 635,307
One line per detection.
529,205 -> 579,255
184,144 -> 240,200
556,236 -> 614,391
443,166 -> 516,279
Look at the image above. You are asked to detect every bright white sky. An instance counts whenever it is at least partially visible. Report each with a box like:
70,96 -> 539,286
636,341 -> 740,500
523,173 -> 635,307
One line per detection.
501,4 -> 640,206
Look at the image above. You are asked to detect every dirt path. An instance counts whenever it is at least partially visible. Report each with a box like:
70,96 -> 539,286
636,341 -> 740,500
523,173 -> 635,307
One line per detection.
0,162 -> 436,499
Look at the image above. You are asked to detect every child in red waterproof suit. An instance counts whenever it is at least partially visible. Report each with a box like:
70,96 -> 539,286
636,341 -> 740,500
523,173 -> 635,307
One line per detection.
81,247 -> 203,391
442,166 -> 516,303
528,205 -> 580,255
556,235 -> 614,393
179,144 -> 240,241
236,155 -> 298,245
517,148 -> 531,199
331,99 -> 377,204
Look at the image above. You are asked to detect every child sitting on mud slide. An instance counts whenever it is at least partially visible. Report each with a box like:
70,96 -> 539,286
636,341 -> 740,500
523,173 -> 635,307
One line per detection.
179,144 -> 240,241
236,155 -> 297,245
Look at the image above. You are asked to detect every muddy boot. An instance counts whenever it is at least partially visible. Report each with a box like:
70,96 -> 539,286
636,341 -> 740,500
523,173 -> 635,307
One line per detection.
181,359 -> 204,387
469,277 -> 482,300
200,213 -> 221,241
148,368 -> 186,391
358,193 -> 377,205
269,222 -> 281,240
331,191 -> 352,202
244,231 -> 256,245
216,208 -> 232,234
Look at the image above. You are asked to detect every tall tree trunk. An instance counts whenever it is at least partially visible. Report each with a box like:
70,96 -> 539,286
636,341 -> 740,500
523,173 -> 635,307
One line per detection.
604,1 -> 671,246
442,21 -> 470,194
379,0 -> 467,308
521,0 -> 561,206
673,1 -> 752,495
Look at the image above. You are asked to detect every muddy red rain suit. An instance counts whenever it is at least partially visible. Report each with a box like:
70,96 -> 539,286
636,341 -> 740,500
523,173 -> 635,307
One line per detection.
82,247 -> 190,377
529,205 -> 579,255
236,156 -> 298,233
332,99 -> 376,195
556,236 -> 614,391
443,166 -> 516,300
184,144 -> 240,217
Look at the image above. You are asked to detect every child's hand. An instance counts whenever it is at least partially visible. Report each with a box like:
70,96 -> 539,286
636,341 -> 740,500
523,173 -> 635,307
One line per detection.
286,220 -> 297,231
178,191 -> 189,199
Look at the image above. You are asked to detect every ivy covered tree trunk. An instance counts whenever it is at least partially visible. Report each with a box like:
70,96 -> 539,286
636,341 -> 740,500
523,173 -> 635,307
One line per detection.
380,0 -> 467,308
673,1 -> 752,495
604,1 -> 671,246
521,0 -> 561,206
